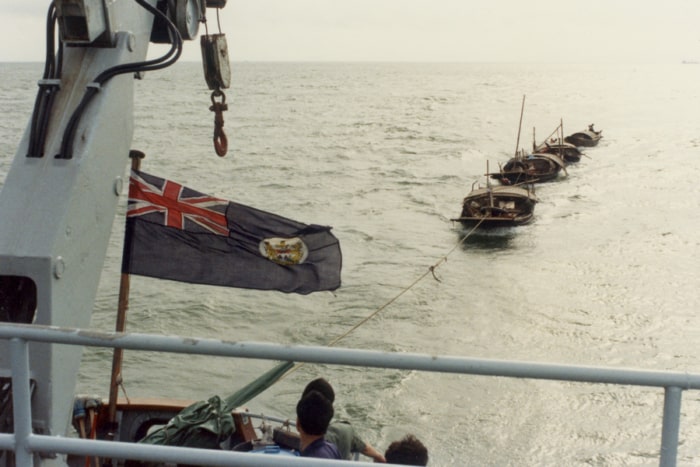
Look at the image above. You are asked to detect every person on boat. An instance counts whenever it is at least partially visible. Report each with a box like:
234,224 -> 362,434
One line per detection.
296,389 -> 341,459
384,434 -> 429,466
302,378 -> 387,462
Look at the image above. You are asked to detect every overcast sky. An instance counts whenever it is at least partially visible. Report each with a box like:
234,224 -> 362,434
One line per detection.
1,1 -> 699,63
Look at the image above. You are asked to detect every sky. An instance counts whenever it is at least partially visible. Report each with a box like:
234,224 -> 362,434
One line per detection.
1,1 -> 699,63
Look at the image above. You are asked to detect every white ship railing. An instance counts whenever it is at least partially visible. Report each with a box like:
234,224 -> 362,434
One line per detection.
1,323 -> 699,467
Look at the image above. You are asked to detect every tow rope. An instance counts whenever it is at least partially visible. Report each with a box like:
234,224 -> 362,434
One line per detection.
280,218 -> 485,380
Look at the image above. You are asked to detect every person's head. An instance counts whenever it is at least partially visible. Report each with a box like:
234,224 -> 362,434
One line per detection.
385,434 -> 428,466
296,390 -> 334,436
302,378 -> 335,404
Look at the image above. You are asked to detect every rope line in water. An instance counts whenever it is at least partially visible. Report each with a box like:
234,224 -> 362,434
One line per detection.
281,217 -> 484,379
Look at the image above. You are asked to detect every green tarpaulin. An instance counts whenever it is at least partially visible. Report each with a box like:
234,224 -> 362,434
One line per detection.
139,361 -> 294,449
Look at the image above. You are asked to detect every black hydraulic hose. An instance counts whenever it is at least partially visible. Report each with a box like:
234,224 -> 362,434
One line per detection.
57,0 -> 183,159
41,4 -> 58,81
27,3 -> 60,158
34,13 -> 63,158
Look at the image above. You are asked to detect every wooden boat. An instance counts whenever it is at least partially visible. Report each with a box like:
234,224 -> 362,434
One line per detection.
564,124 -> 602,147
534,139 -> 582,163
451,181 -> 538,229
532,122 -> 583,163
489,96 -> 568,185
489,151 -> 567,185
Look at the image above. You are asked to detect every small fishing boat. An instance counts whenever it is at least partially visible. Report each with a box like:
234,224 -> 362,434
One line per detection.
532,121 -> 583,164
451,180 -> 538,229
489,102 -> 567,185
534,139 -> 582,164
489,151 -> 567,184
564,124 -> 602,147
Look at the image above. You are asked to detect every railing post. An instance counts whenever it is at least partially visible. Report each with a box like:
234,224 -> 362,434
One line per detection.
659,386 -> 682,467
10,337 -> 33,466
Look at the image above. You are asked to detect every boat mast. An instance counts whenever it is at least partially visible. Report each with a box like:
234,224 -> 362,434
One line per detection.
513,94 -> 526,157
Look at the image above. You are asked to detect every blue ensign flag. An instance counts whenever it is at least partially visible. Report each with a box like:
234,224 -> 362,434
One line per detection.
121,170 -> 341,294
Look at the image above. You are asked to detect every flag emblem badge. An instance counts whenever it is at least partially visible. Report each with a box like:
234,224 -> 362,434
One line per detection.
259,237 -> 309,265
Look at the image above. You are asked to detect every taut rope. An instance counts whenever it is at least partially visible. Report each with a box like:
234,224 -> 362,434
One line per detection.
281,218 -> 485,380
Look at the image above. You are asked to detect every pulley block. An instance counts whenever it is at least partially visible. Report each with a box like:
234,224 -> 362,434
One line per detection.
201,34 -> 231,90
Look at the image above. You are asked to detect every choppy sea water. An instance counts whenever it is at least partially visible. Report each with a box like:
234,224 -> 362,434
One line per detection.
1,61 -> 700,466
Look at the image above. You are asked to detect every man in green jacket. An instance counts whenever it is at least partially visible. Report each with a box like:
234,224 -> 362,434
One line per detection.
302,378 -> 386,462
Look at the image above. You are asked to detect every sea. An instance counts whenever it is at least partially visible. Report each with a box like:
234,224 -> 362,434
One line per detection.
1,61 -> 699,466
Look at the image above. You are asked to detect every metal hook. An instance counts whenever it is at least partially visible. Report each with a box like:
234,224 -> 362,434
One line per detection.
209,89 -> 228,157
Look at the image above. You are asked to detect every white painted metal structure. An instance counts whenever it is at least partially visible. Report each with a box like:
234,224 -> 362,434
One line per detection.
0,1 -> 203,465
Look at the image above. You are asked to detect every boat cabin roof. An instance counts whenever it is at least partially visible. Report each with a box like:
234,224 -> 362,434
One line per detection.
465,185 -> 538,202
529,152 -> 567,169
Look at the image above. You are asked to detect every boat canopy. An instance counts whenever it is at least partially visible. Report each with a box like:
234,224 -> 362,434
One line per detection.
464,185 -> 538,202
529,152 -> 567,169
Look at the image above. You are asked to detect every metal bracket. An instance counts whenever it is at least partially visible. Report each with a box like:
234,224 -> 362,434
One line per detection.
54,0 -> 115,46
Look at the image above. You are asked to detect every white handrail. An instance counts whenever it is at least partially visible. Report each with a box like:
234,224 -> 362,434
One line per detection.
1,323 -> 693,466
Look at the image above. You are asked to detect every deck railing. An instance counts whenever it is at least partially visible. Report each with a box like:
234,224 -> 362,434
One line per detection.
1,323 -> 699,466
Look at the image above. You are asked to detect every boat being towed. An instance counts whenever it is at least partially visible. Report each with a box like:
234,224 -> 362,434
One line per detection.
489,150 -> 567,185
534,140 -> 582,164
451,178 -> 538,229
535,139 -> 582,164
486,96 -> 566,186
533,122 -> 584,164
564,124 -> 603,147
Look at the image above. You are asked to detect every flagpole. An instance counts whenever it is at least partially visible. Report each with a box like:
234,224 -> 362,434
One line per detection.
107,150 -> 144,430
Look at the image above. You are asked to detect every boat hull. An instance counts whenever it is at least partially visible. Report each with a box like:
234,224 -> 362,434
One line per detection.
453,185 -> 538,229
490,153 -> 566,184
564,130 -> 601,147
455,213 -> 535,229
